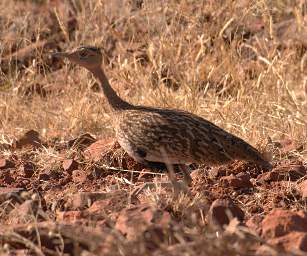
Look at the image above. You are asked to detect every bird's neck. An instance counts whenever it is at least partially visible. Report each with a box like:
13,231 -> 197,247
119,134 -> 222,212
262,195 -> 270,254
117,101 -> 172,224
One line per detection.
91,66 -> 132,111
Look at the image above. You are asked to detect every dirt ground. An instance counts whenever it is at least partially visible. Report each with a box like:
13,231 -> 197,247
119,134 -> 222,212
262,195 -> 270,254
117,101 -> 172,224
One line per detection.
0,0 -> 306,255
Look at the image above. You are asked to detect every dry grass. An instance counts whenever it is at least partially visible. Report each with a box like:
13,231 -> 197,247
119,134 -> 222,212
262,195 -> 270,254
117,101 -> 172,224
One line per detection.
0,0 -> 307,255
0,0 -> 306,151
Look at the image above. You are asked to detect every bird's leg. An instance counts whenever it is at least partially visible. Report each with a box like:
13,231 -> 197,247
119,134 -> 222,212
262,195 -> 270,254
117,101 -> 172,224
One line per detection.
144,161 -> 188,195
179,164 -> 192,186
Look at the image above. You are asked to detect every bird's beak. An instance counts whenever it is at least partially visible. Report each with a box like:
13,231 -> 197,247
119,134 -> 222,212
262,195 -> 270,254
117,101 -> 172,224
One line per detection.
52,52 -> 70,58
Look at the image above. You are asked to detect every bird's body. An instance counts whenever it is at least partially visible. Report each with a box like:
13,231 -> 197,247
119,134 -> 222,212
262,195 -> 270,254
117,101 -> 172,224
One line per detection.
54,46 -> 272,184
114,106 -> 270,169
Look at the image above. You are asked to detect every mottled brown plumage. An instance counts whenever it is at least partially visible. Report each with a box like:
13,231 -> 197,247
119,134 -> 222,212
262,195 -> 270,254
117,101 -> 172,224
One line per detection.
54,46 -> 272,184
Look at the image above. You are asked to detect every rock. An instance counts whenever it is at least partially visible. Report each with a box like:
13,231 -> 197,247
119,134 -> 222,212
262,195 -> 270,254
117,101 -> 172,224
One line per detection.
62,159 -> 78,174
84,138 -> 117,161
262,209 -> 307,239
0,187 -> 24,204
72,170 -> 87,183
86,199 -> 113,218
269,231 -> 307,252
115,204 -> 171,244
56,210 -> 83,222
207,198 -> 245,228
258,163 -> 306,182
68,133 -> 96,150
86,189 -> 129,217
20,162 -> 35,178
298,180 -> 307,198
71,190 -> 126,209
38,172 -> 50,181
209,167 -> 226,178
220,173 -> 252,189
13,130 -> 42,149
0,158 -> 15,169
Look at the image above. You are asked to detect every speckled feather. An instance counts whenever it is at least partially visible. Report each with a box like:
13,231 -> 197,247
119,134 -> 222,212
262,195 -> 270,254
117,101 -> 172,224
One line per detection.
114,106 -> 271,169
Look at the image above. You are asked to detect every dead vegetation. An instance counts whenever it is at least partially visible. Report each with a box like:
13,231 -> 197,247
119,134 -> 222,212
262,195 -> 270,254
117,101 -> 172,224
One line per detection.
0,0 -> 306,255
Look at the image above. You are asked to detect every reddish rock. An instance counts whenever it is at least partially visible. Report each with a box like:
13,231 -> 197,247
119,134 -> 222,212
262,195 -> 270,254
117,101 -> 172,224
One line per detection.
72,169 -> 87,183
62,159 -> 78,173
220,173 -> 252,189
262,209 -> 307,239
56,210 -> 83,222
84,138 -> 117,161
115,204 -> 171,243
0,158 -> 15,169
13,130 -> 42,149
86,192 -> 128,216
71,190 -> 127,209
298,180 -> 307,198
86,199 -> 112,217
269,232 -> 307,252
38,172 -> 50,181
258,164 -> 306,182
209,166 -> 226,178
207,198 -> 245,228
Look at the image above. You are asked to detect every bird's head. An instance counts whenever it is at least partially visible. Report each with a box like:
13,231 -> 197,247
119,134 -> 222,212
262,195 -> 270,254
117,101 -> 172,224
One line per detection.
53,46 -> 102,70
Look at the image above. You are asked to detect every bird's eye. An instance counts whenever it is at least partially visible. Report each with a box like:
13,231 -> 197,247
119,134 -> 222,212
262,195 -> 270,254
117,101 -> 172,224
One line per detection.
79,50 -> 88,58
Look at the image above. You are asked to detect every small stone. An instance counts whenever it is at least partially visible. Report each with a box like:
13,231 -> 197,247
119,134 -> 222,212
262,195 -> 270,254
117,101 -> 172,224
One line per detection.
220,173 -> 252,189
62,159 -> 78,174
258,163 -> 306,182
0,158 -> 15,169
86,190 -> 129,217
72,170 -> 87,183
71,190 -> 126,209
209,167 -> 226,178
84,138 -> 116,161
13,130 -> 42,149
207,198 -> 245,228
115,204 -> 171,242
38,172 -> 50,181
56,210 -> 83,221
262,209 -> 307,239
269,231 -> 307,252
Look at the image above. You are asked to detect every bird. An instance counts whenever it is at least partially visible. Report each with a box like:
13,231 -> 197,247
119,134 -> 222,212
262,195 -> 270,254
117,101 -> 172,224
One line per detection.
53,46 -> 272,186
